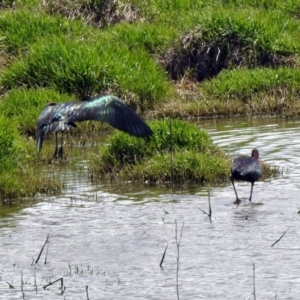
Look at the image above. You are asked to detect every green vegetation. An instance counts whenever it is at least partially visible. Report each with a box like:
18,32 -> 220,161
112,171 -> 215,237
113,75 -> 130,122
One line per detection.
1,35 -> 170,107
0,10 -> 90,54
0,116 -> 61,200
162,10 -> 299,81
89,119 -> 278,184
89,120 -> 231,184
202,67 -> 300,99
0,116 -> 23,174
0,0 -> 291,199
2,1 -> 300,113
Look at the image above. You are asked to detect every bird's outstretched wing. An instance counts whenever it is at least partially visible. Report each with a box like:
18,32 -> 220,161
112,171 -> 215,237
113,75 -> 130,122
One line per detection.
66,95 -> 153,138
36,95 -> 152,153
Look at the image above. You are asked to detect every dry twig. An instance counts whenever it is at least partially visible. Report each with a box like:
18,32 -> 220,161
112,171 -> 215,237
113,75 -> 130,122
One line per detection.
175,220 -> 184,300
271,230 -> 287,247
35,234 -> 50,264
159,244 -> 168,268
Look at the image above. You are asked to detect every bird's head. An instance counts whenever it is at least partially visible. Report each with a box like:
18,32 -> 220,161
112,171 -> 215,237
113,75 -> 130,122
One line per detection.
47,102 -> 57,106
251,148 -> 259,160
42,102 -> 57,109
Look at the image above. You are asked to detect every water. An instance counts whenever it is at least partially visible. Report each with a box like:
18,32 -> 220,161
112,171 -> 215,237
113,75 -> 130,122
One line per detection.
1,117 -> 300,299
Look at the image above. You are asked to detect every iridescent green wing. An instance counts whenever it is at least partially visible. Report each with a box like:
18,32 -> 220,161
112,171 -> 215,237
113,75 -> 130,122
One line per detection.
67,95 -> 153,138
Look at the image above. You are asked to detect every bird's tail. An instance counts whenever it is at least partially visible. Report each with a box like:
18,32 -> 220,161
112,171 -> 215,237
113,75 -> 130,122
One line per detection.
37,127 -> 44,153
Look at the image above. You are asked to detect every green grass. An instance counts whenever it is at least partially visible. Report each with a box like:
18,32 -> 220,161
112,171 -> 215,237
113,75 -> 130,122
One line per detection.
125,151 -> 230,184
218,0 -> 300,16
89,119 -> 231,184
0,116 -> 22,173
0,167 -> 62,201
202,67 -> 300,100
197,10 -> 300,53
1,2 -> 300,110
103,22 -> 178,54
0,10 -> 91,54
0,0 -> 296,198
40,0 -> 144,28
161,8 -> 300,80
89,119 -> 279,184
1,34 -> 171,107
0,115 -> 61,200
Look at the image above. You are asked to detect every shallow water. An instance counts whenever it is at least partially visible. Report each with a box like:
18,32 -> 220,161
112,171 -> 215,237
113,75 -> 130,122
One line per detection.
1,117 -> 300,299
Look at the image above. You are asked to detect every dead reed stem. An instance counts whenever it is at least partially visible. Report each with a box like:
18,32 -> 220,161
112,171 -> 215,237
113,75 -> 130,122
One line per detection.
271,229 -> 287,247
43,277 -> 64,291
86,285 -> 89,300
253,263 -> 256,300
199,186 -> 212,222
175,220 -> 184,300
21,271 -> 25,300
34,271 -> 37,294
44,241 -> 50,264
35,234 -> 50,264
159,243 -> 168,268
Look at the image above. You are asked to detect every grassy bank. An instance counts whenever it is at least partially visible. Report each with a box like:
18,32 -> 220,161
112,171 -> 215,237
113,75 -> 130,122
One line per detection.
88,120 -> 278,185
0,0 -> 292,198
1,1 -> 300,115
0,115 -> 61,200
88,120 -> 231,184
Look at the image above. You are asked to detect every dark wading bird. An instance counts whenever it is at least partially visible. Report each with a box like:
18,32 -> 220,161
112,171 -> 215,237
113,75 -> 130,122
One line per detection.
230,148 -> 262,204
37,94 -> 153,159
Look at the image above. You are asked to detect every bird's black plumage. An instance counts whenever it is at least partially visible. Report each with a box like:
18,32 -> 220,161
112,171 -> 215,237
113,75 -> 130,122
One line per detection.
37,94 -> 153,158
230,148 -> 262,203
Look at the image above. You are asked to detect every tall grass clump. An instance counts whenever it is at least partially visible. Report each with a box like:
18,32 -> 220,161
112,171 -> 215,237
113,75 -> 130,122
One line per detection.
0,116 -> 23,174
110,47 -> 171,108
0,115 -> 62,200
219,0 -> 300,17
131,151 -> 230,183
41,0 -> 142,28
162,9 -> 299,81
89,119 -> 230,184
201,67 -> 300,100
0,0 -> 15,8
1,35 -> 170,108
104,22 -> 178,54
0,116 -> 45,199
89,118 -> 280,183
131,0 -> 208,24
1,0 -> 42,9
0,10 -> 90,54
28,36 -> 109,98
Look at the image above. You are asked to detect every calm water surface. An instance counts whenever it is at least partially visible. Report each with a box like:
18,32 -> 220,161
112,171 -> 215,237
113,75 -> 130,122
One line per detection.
1,117 -> 300,300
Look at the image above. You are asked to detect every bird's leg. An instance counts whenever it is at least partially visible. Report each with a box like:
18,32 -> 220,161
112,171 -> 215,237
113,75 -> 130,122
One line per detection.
230,177 -> 241,204
58,132 -> 64,159
249,182 -> 254,202
53,132 -> 59,158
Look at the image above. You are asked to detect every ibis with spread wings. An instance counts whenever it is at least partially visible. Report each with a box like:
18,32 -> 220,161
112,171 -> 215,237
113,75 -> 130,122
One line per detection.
37,94 -> 153,158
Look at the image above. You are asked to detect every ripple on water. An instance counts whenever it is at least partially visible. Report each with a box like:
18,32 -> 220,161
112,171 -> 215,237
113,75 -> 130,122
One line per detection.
1,117 -> 300,299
